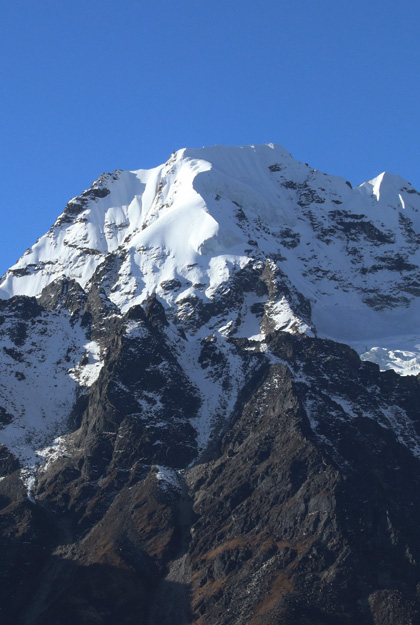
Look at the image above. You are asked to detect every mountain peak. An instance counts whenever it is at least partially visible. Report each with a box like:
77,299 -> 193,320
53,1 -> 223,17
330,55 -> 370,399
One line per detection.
359,170 -> 416,204
1,143 -> 420,373
2,145 -> 420,624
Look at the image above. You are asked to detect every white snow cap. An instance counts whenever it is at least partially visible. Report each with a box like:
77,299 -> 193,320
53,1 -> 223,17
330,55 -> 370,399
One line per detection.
1,142 -> 420,376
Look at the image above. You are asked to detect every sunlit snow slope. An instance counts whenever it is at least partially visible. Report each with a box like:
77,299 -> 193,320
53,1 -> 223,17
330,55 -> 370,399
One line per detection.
2,143 -> 420,375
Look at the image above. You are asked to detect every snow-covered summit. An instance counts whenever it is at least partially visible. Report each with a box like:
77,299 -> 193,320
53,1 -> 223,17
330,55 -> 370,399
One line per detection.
0,144 -> 304,304
1,143 -> 420,374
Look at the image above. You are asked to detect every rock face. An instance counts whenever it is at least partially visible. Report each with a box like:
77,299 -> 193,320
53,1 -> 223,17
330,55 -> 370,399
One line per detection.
1,144 -> 420,624
187,336 -> 420,625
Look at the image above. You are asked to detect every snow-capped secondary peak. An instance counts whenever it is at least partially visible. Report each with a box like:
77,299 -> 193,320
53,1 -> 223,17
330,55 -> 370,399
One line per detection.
358,170 -> 417,205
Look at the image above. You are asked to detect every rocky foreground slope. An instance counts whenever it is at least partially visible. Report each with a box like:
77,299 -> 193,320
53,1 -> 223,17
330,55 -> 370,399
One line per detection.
1,144 -> 420,624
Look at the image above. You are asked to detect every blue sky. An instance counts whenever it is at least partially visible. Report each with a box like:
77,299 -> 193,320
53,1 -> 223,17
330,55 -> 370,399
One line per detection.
1,0 -> 419,274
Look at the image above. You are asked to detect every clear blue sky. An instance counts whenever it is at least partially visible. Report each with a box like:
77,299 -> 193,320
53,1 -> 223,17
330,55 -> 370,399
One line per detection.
1,0 -> 419,275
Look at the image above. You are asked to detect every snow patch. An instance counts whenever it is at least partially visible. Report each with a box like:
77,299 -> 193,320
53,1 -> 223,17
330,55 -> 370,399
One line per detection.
266,297 -> 313,335
359,341 -> 420,376
69,340 -> 103,387
155,465 -> 182,491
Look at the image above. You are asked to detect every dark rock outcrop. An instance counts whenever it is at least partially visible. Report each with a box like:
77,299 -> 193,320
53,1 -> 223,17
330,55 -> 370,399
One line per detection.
1,326 -> 420,624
